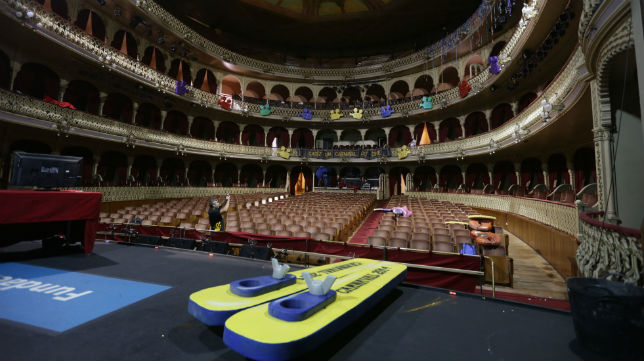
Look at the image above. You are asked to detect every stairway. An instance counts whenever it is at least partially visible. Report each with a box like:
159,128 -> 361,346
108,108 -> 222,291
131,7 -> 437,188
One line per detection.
348,199 -> 388,244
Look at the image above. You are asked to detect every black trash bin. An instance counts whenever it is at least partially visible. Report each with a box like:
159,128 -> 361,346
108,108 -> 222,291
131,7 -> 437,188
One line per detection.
567,277 -> 644,360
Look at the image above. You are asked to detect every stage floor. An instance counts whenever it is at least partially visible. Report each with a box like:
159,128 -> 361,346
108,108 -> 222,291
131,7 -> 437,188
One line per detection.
0,241 -> 604,361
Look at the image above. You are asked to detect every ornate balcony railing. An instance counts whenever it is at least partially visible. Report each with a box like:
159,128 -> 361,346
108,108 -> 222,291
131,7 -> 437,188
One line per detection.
0,0 -> 540,120
0,45 -> 584,162
576,210 -> 643,285
66,186 -> 287,202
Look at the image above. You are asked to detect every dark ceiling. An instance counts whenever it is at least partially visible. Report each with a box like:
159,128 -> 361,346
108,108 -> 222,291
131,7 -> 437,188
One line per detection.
155,0 -> 482,66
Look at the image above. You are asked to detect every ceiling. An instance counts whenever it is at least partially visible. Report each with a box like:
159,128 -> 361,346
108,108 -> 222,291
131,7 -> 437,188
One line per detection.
155,0 -> 482,67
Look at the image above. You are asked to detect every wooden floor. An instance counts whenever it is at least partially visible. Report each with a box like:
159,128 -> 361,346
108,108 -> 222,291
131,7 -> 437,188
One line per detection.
484,231 -> 569,300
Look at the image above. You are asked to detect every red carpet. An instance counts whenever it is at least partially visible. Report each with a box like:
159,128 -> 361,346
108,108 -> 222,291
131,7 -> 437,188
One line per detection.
482,290 -> 570,311
349,200 -> 388,244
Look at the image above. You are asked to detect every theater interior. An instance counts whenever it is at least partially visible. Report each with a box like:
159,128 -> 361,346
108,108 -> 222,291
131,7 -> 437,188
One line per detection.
0,0 -> 642,360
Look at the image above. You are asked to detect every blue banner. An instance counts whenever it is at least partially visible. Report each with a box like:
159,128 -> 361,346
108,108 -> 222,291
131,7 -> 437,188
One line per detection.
297,148 -> 391,160
0,263 -> 171,332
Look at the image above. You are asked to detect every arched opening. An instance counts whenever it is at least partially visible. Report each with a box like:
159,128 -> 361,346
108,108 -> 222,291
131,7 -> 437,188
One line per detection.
436,67 -> 459,92
102,93 -> 133,123
188,160 -> 212,187
160,158 -> 185,186
490,103 -> 514,129
389,80 -> 410,103
548,153 -> 570,188
216,121 -> 240,144
289,166 -> 313,195
13,63 -> 59,99
365,128 -> 386,147
214,162 -> 237,187
341,86 -> 361,107
61,146 -> 93,186
292,86 -> 313,105
517,92 -> 537,113
413,122 -> 438,144
245,81 -> 266,101
388,125 -> 412,147
74,9 -> 105,41
266,165 -> 287,188
389,167 -> 410,195
131,155 -> 157,186
339,166 -> 361,187
292,128 -> 314,148
190,117 -> 215,140
193,69 -> 217,93
240,164 -> 263,187
466,163 -> 490,193
221,75 -> 242,98
413,75 -> 434,97
168,59 -> 192,83
464,111 -> 488,137
269,84 -> 290,102
266,126 -> 289,147
97,151 -> 127,186
317,87 -> 338,105
63,80 -> 100,114
141,46 -> 166,73
316,129 -> 337,149
439,118 -> 462,141
363,84 -> 385,106
241,124 -> 265,146
135,103 -> 162,130
574,147 -> 596,192
414,166 -> 437,191
111,30 -> 138,58
463,55 -> 484,81
340,129 -> 361,143
493,161 -> 517,194
36,0 -> 68,18
163,110 -> 188,135
439,165 -> 463,192
489,41 -> 507,59
520,158 -> 544,193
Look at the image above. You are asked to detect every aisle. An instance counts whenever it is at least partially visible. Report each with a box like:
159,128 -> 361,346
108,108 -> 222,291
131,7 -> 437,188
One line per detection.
348,200 -> 388,244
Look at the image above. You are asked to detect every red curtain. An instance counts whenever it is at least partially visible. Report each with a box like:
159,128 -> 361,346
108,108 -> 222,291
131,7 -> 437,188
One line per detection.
490,104 -> 514,130
388,126 -> 412,146
439,118 -> 461,142
464,112 -> 488,137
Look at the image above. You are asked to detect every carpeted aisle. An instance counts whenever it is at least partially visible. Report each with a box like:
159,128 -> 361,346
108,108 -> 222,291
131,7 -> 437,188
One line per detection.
349,200 -> 387,244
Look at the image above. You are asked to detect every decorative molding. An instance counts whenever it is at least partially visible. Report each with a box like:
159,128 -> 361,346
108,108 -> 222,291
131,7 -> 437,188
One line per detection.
576,210 -> 643,285
406,191 -> 579,236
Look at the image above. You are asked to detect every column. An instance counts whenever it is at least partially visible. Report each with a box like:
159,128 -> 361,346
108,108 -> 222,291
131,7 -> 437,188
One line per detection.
631,0 -> 644,143
335,129 -> 343,143
458,116 -> 466,138
9,61 -> 21,90
433,122 -> 440,143
487,164 -> 494,190
383,127 -> 392,146
514,162 -> 521,188
287,128 -> 294,147
126,156 -> 134,183
311,129 -> 319,147
285,168 -> 291,192
237,168 -> 241,186
155,157 -> 163,185
131,101 -> 139,124
98,92 -> 108,116
184,167 -> 190,187
58,79 -> 69,102
92,155 -> 101,183
542,162 -> 549,189
213,120 -> 221,141
263,126 -> 272,146
567,160 -> 575,189
186,115 -> 194,136
407,124 -> 415,143
262,166 -> 267,187
160,110 -> 167,131
484,109 -> 492,131
359,128 -> 367,141
460,165 -> 467,190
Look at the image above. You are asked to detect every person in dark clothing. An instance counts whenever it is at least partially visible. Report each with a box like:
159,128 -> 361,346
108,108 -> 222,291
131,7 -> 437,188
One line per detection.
208,194 -> 230,232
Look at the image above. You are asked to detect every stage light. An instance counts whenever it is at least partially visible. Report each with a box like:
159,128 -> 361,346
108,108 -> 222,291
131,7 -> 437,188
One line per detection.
449,291 -> 456,295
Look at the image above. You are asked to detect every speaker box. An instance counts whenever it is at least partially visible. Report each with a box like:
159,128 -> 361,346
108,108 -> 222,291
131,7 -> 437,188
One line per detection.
134,234 -> 162,245
239,245 -> 273,260
167,237 -> 196,249
201,240 -> 231,255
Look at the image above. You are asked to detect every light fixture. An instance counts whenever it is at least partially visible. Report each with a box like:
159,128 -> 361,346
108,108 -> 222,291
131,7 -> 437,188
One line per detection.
456,147 -> 465,161
176,144 -> 186,156
513,123 -> 529,143
124,133 -> 136,148
489,139 -> 498,154
540,93 -> 564,122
